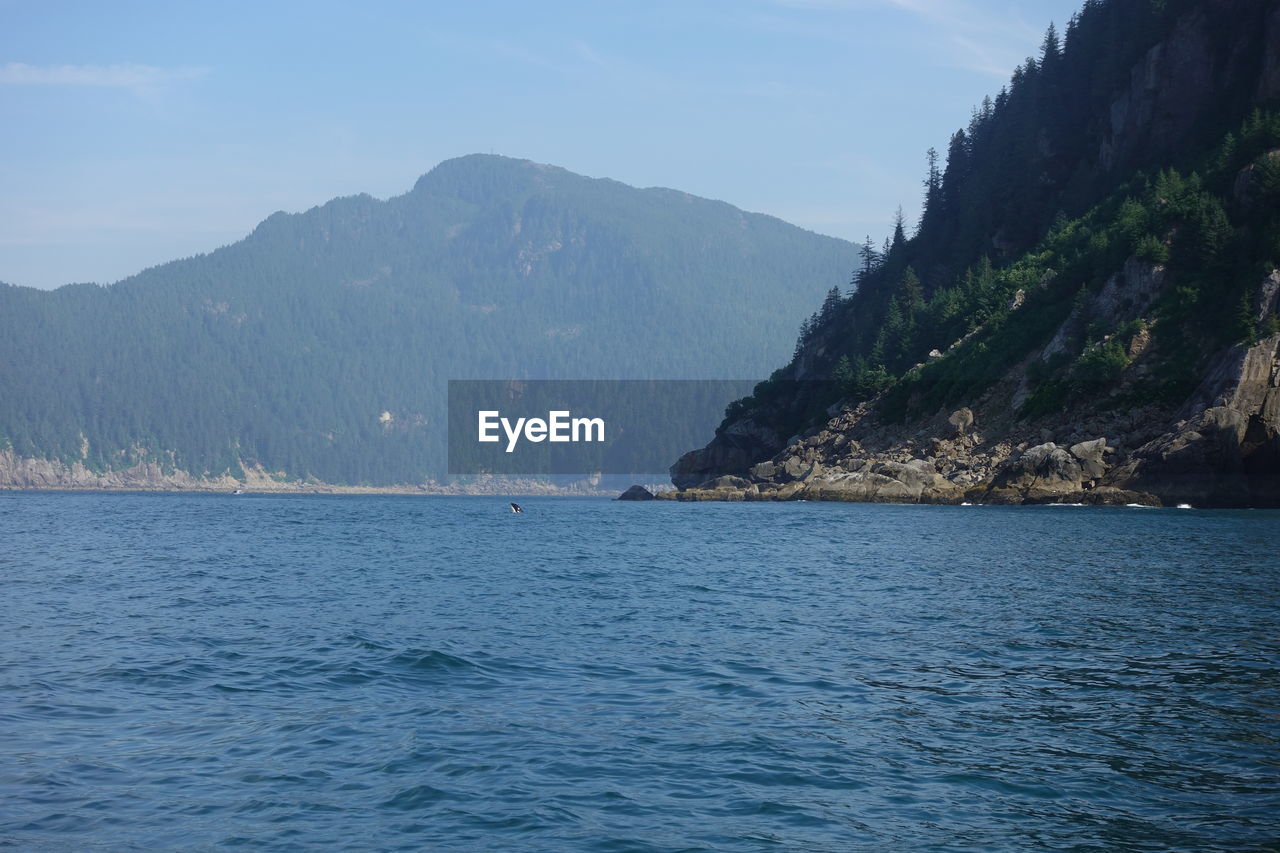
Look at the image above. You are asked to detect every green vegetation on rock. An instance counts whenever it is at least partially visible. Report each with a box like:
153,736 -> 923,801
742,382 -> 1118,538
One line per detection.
715,0 -> 1280,436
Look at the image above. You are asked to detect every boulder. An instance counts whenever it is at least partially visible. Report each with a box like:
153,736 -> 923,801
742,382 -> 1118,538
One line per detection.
780,455 -> 814,482
948,407 -> 974,437
772,481 -> 808,501
695,475 -> 753,491
616,484 -> 656,501
1068,438 -> 1110,480
990,442 -> 1085,501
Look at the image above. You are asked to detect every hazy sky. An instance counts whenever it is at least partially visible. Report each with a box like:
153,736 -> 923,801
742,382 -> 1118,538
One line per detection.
2,0 -> 1084,290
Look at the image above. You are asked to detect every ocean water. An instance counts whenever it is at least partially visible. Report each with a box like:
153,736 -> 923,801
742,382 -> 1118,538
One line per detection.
1,493 -> 1277,852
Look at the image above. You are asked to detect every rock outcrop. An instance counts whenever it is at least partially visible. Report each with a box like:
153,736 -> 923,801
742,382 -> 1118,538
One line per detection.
617,484 -> 657,501
1098,0 -> 1272,175
986,443 -> 1084,503
1115,334 -> 1280,506
670,417 -> 784,490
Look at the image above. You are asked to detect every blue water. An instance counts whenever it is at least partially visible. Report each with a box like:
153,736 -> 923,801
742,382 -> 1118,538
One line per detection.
1,494 -> 1278,852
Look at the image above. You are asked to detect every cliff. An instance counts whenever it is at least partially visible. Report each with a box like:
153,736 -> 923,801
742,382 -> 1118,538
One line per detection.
661,0 -> 1280,508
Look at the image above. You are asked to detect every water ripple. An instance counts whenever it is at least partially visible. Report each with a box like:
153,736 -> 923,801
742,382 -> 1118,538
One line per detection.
0,494 -> 1277,851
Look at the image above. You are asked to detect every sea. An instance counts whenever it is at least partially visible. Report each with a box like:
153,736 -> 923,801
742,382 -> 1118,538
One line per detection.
1,492 -> 1277,852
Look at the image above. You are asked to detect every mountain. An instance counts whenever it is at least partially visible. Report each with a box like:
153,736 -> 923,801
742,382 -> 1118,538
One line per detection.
665,0 -> 1280,508
0,155 -> 854,488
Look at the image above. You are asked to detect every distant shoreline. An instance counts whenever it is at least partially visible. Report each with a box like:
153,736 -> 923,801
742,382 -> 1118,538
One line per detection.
0,481 -> 626,497
0,449 -> 671,497
2,486 -> 621,497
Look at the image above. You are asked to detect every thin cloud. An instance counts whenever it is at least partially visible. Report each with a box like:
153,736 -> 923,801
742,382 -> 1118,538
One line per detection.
0,62 -> 208,91
483,41 -> 573,74
573,41 -> 607,67
768,0 -> 1046,77
772,0 -> 879,8
951,34 -> 1024,78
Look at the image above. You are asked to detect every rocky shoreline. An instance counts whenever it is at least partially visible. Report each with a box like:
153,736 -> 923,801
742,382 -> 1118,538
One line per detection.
0,452 -> 619,496
641,326 -> 1280,509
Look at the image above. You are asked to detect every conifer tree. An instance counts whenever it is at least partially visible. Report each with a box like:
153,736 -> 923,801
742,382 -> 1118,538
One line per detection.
919,148 -> 942,235
1040,22 -> 1061,66
942,130 -> 970,219
856,235 -> 880,287
820,286 -> 842,321
899,267 -> 923,314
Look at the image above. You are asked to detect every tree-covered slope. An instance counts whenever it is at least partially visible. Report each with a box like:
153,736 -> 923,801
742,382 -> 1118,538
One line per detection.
669,0 -> 1280,507
0,155 -> 853,485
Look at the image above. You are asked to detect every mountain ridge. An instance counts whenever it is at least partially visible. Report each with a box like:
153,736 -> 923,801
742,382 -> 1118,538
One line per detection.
0,155 -> 855,488
11,154 -> 830,294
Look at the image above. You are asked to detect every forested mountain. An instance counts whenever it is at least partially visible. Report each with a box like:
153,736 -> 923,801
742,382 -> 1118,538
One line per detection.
668,0 -> 1280,507
0,155 -> 853,486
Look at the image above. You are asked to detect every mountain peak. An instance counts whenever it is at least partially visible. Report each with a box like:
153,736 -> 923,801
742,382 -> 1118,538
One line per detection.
410,154 -> 575,201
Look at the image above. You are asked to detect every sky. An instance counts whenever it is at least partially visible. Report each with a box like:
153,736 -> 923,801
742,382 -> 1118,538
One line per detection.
1,0 -> 1085,290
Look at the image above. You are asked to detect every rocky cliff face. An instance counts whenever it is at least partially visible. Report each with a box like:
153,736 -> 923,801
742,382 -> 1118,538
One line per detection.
1259,4 -> 1280,102
1118,331 -> 1280,506
1099,0 -> 1268,173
